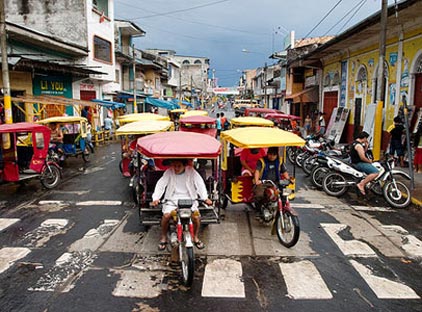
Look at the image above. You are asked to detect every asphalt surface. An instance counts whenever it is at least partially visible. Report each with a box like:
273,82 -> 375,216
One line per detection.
0,131 -> 421,312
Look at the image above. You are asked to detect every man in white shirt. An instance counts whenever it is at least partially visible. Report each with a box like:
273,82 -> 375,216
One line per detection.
151,159 -> 212,251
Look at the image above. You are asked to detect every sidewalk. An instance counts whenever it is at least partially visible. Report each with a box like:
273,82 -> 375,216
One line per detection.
399,167 -> 422,207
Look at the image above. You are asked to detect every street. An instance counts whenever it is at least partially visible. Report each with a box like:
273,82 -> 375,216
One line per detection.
0,141 -> 421,312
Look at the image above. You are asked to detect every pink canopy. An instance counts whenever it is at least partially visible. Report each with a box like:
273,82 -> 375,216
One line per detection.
0,122 -> 50,133
137,131 -> 221,159
264,113 -> 301,120
179,115 -> 216,125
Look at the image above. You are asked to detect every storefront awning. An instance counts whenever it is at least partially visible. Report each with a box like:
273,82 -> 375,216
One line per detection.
145,97 -> 179,110
285,87 -> 318,103
91,99 -> 126,110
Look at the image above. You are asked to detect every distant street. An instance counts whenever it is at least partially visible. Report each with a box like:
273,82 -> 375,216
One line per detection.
0,134 -> 421,312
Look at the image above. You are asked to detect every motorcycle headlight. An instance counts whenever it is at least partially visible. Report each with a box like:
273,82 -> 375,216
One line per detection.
264,187 -> 279,201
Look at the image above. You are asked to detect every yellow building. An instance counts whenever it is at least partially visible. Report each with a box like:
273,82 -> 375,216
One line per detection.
297,0 -> 422,149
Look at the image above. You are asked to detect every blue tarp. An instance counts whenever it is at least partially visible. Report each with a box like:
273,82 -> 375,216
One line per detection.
91,99 -> 126,110
145,97 -> 179,110
170,98 -> 193,108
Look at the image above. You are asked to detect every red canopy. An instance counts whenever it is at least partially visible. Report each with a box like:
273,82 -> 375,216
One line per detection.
0,122 -> 50,133
137,131 -> 221,159
179,115 -> 216,125
264,113 -> 301,120
180,127 -> 217,137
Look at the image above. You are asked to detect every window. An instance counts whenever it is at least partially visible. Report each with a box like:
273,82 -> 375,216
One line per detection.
194,60 -> 202,65
182,60 -> 190,65
35,132 -> 45,149
94,36 -> 112,63
115,69 -> 120,83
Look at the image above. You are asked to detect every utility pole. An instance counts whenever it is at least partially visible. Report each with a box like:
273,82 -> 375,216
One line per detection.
178,69 -> 182,100
190,75 -> 193,107
373,0 -> 388,161
0,0 -> 12,123
263,63 -> 267,108
132,44 -> 138,113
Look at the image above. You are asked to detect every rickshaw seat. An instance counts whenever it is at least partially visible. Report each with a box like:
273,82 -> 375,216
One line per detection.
145,170 -> 165,198
63,133 -> 78,145
17,146 -> 33,169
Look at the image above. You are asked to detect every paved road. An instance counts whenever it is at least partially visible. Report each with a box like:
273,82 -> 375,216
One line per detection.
0,141 -> 421,312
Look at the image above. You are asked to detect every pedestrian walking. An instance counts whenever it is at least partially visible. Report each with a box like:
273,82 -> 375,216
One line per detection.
414,123 -> 422,173
389,116 -> 405,167
304,114 -> 312,136
216,113 -> 222,136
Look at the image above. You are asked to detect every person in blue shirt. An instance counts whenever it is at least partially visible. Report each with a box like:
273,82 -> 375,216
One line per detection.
216,113 -> 222,136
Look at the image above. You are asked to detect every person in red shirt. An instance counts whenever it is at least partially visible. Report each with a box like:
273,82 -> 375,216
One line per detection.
240,148 -> 266,176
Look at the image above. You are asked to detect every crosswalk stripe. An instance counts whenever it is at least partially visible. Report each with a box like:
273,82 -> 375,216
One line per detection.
321,223 -> 377,257
279,260 -> 333,299
0,218 -> 20,232
201,258 -> 245,298
112,269 -> 165,298
22,219 -> 70,248
75,201 -> 122,206
29,219 -> 119,292
352,206 -> 394,212
381,225 -> 422,257
0,247 -> 31,274
28,251 -> 96,292
291,203 -> 325,209
350,259 -> 420,299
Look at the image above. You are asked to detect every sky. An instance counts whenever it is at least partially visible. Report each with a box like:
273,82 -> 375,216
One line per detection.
114,0 -> 396,87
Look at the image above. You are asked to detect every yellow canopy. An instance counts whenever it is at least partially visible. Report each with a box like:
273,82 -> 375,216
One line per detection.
180,110 -> 208,118
170,109 -> 187,113
230,116 -> 274,127
116,120 -> 173,136
220,127 -> 305,148
38,116 -> 88,124
117,113 -> 170,125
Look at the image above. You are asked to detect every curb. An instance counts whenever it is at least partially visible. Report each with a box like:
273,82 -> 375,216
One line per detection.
411,196 -> 422,207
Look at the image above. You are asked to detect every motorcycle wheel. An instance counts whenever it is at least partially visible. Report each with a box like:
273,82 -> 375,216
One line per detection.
82,150 -> 90,162
323,172 -> 347,196
383,180 -> 411,209
287,147 -> 297,164
295,152 -> 307,168
302,156 -> 315,176
311,166 -> 329,188
180,244 -> 195,287
275,211 -> 300,248
40,165 -> 61,189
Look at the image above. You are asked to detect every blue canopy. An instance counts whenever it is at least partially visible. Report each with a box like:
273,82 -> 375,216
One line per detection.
145,97 -> 179,110
170,98 -> 193,108
91,99 -> 126,110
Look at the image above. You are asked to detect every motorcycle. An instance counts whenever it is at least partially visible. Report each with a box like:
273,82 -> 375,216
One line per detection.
322,154 -> 411,208
161,199 -> 209,287
255,179 -> 300,248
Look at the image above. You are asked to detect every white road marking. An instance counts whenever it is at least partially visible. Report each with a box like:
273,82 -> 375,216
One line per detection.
29,251 -> 96,292
38,200 -> 66,205
0,218 -> 20,232
69,219 -> 119,252
0,247 -> 31,274
381,225 -> 422,257
321,223 -> 377,257
352,206 -> 394,212
350,259 -> 420,299
201,258 -> 245,298
290,203 -> 325,209
112,269 -> 165,298
22,219 -> 70,248
279,260 -> 333,299
75,201 -> 122,206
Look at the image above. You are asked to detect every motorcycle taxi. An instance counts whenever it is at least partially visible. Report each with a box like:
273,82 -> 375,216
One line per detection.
180,110 -> 208,118
134,131 -> 221,226
0,122 -> 61,189
38,116 -> 91,163
115,120 -> 174,178
179,115 -> 217,137
229,116 -> 274,129
117,113 -> 170,126
264,113 -> 302,134
219,127 -> 305,247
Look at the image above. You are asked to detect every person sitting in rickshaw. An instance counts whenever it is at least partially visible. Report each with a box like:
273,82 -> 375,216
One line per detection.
151,159 -> 212,251
253,147 -> 291,215
49,122 -> 64,154
240,148 -> 266,176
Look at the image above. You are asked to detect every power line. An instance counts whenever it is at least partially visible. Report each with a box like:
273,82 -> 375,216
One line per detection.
115,0 -> 267,36
337,0 -> 367,34
323,0 -> 367,36
304,0 -> 344,38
